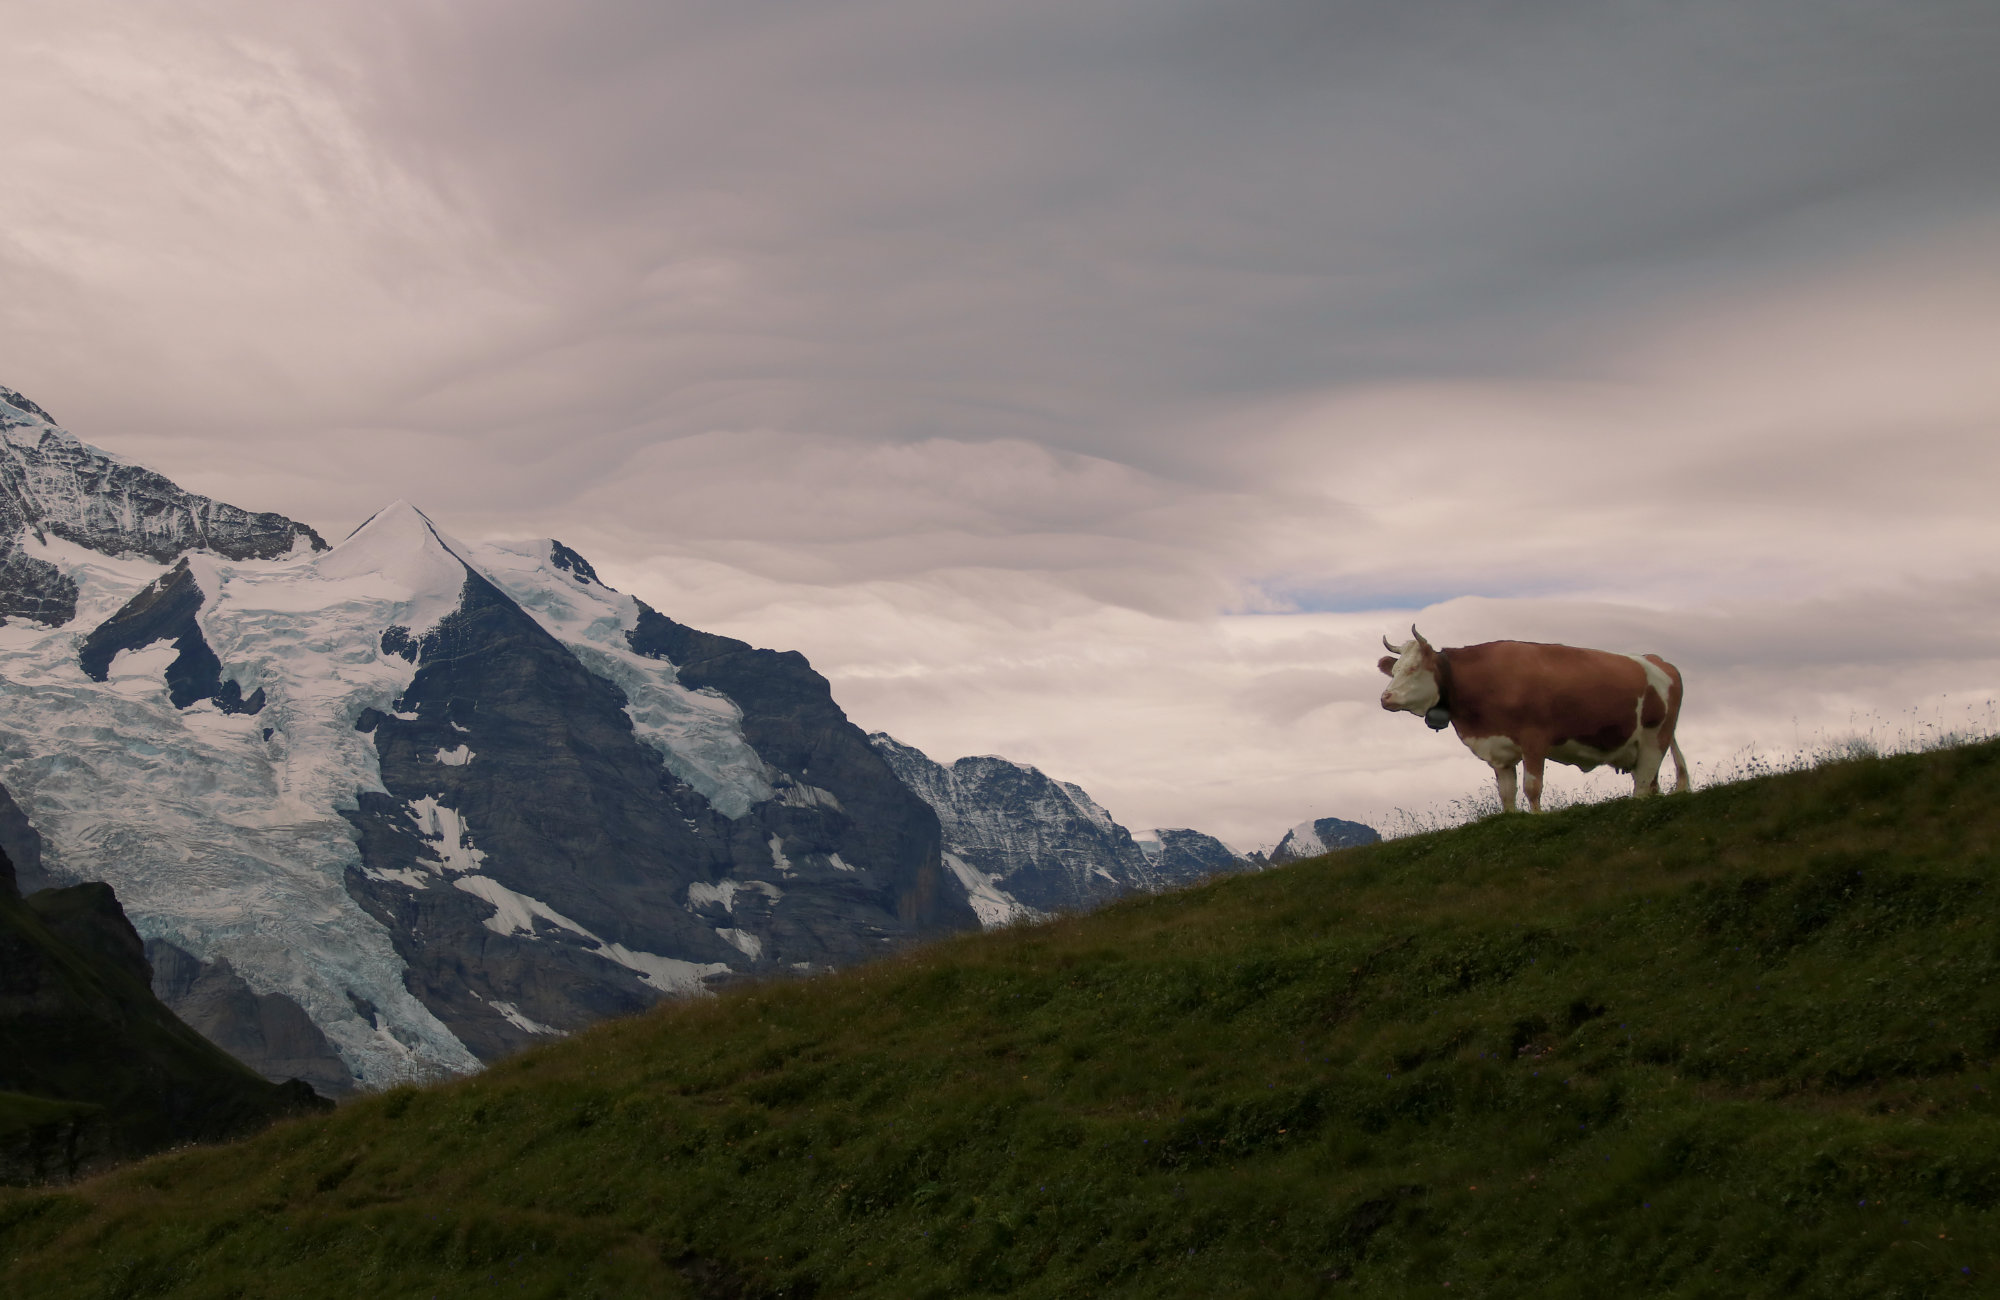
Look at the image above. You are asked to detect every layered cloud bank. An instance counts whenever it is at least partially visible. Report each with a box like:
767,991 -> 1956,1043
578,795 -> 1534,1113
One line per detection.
4,0 -> 1996,843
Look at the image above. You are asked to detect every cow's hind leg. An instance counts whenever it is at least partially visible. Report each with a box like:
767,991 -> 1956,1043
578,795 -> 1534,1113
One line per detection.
1494,762 -> 1519,814
1523,752 -> 1546,813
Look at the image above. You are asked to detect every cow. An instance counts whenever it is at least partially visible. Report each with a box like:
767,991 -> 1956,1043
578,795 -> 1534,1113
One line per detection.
1377,627 -> 1687,813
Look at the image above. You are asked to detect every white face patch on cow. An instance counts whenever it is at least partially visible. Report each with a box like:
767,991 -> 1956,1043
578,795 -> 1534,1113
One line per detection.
1378,639 -> 1442,715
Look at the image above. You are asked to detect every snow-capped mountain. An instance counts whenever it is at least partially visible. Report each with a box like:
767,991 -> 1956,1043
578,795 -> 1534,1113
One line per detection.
0,384 -> 1384,1096
869,734 -> 1254,924
1265,815 -> 1381,865
1134,827 -> 1251,881
1,387 -> 323,629
0,388 -> 971,1091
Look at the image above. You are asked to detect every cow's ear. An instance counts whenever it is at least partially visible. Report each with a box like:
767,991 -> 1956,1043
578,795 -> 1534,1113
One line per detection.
1377,655 -> 1397,676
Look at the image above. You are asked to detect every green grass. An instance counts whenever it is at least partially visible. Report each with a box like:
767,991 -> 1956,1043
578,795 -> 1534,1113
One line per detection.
6,739 -> 2000,1298
0,1093 -> 101,1140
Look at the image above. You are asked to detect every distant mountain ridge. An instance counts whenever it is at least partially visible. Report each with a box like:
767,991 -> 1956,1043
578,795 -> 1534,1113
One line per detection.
1266,815 -> 1381,865
869,734 -> 1290,923
0,387 -> 968,1092
0,384 -> 1377,1096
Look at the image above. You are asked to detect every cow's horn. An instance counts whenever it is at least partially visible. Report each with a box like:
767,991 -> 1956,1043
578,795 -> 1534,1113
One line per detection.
1382,635 -> 1400,654
1410,624 -> 1429,645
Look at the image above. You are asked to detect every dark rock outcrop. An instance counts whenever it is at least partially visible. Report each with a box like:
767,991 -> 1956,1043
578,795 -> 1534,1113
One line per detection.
0,387 -> 325,630
29,883 -> 152,987
631,609 -> 970,940
0,844 -> 328,1184
341,558 -> 973,1064
145,940 -> 355,1100
345,568 -> 738,1060
0,541 -> 77,627
0,784 -> 49,896
548,539 -> 602,585
77,559 -> 264,713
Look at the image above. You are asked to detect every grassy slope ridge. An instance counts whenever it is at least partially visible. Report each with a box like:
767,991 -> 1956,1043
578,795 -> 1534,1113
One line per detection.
4,741 -> 1999,1298
0,881 -> 326,1183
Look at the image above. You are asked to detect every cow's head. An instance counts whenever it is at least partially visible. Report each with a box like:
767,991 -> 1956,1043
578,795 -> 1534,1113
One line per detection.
1378,625 -> 1442,715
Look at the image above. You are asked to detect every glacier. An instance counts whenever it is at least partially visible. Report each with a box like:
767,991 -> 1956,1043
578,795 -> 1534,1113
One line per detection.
5,384 -> 1341,1094
0,415 -> 837,1087
0,519 -> 482,1084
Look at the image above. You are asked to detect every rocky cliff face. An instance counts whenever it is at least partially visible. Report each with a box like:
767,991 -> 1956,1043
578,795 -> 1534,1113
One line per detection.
870,734 -> 1264,925
0,388 -> 323,627
144,938 -> 354,1100
0,388 -> 973,1088
336,525 -> 972,1066
1136,827 -> 1249,885
0,784 -> 50,896
0,840 -> 327,1184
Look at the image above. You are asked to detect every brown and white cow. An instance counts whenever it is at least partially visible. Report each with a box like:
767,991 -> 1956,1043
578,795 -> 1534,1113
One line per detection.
1377,627 -> 1687,813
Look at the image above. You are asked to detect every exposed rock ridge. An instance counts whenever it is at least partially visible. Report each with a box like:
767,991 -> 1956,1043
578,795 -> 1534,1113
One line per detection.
144,939 -> 354,1099
0,784 -> 48,896
1137,827 -> 1248,885
0,387 -> 325,628
338,537 -> 976,1065
344,564 -> 745,1061
0,388 -> 56,425
630,608 -> 970,939
871,734 -> 1222,921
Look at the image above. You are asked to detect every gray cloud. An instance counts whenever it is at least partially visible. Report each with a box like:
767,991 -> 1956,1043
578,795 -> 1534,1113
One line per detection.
3,0 -> 1998,838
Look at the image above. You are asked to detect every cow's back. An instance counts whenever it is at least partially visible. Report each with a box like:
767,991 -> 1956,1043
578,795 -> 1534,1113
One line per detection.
1446,640 -> 1652,751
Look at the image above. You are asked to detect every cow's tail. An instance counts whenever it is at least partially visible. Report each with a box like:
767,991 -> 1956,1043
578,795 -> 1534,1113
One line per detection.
1669,738 -> 1689,793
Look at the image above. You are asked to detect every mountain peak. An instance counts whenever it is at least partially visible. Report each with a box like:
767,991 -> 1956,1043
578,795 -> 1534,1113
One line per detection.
0,387 -> 75,455
338,499 -> 435,542
315,500 -> 470,636
0,386 -> 58,431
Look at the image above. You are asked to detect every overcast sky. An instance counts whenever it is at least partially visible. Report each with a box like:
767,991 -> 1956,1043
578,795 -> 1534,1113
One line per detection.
6,0 -> 1998,845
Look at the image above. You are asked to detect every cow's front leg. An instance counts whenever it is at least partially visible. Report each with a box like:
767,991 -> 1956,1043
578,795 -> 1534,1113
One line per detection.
1494,762 -> 1519,813
1523,753 -> 1546,813
1631,741 -> 1664,798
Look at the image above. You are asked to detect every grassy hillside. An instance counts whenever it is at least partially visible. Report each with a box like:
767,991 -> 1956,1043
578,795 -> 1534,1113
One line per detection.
4,739 -> 1999,1298
0,880 -> 328,1185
